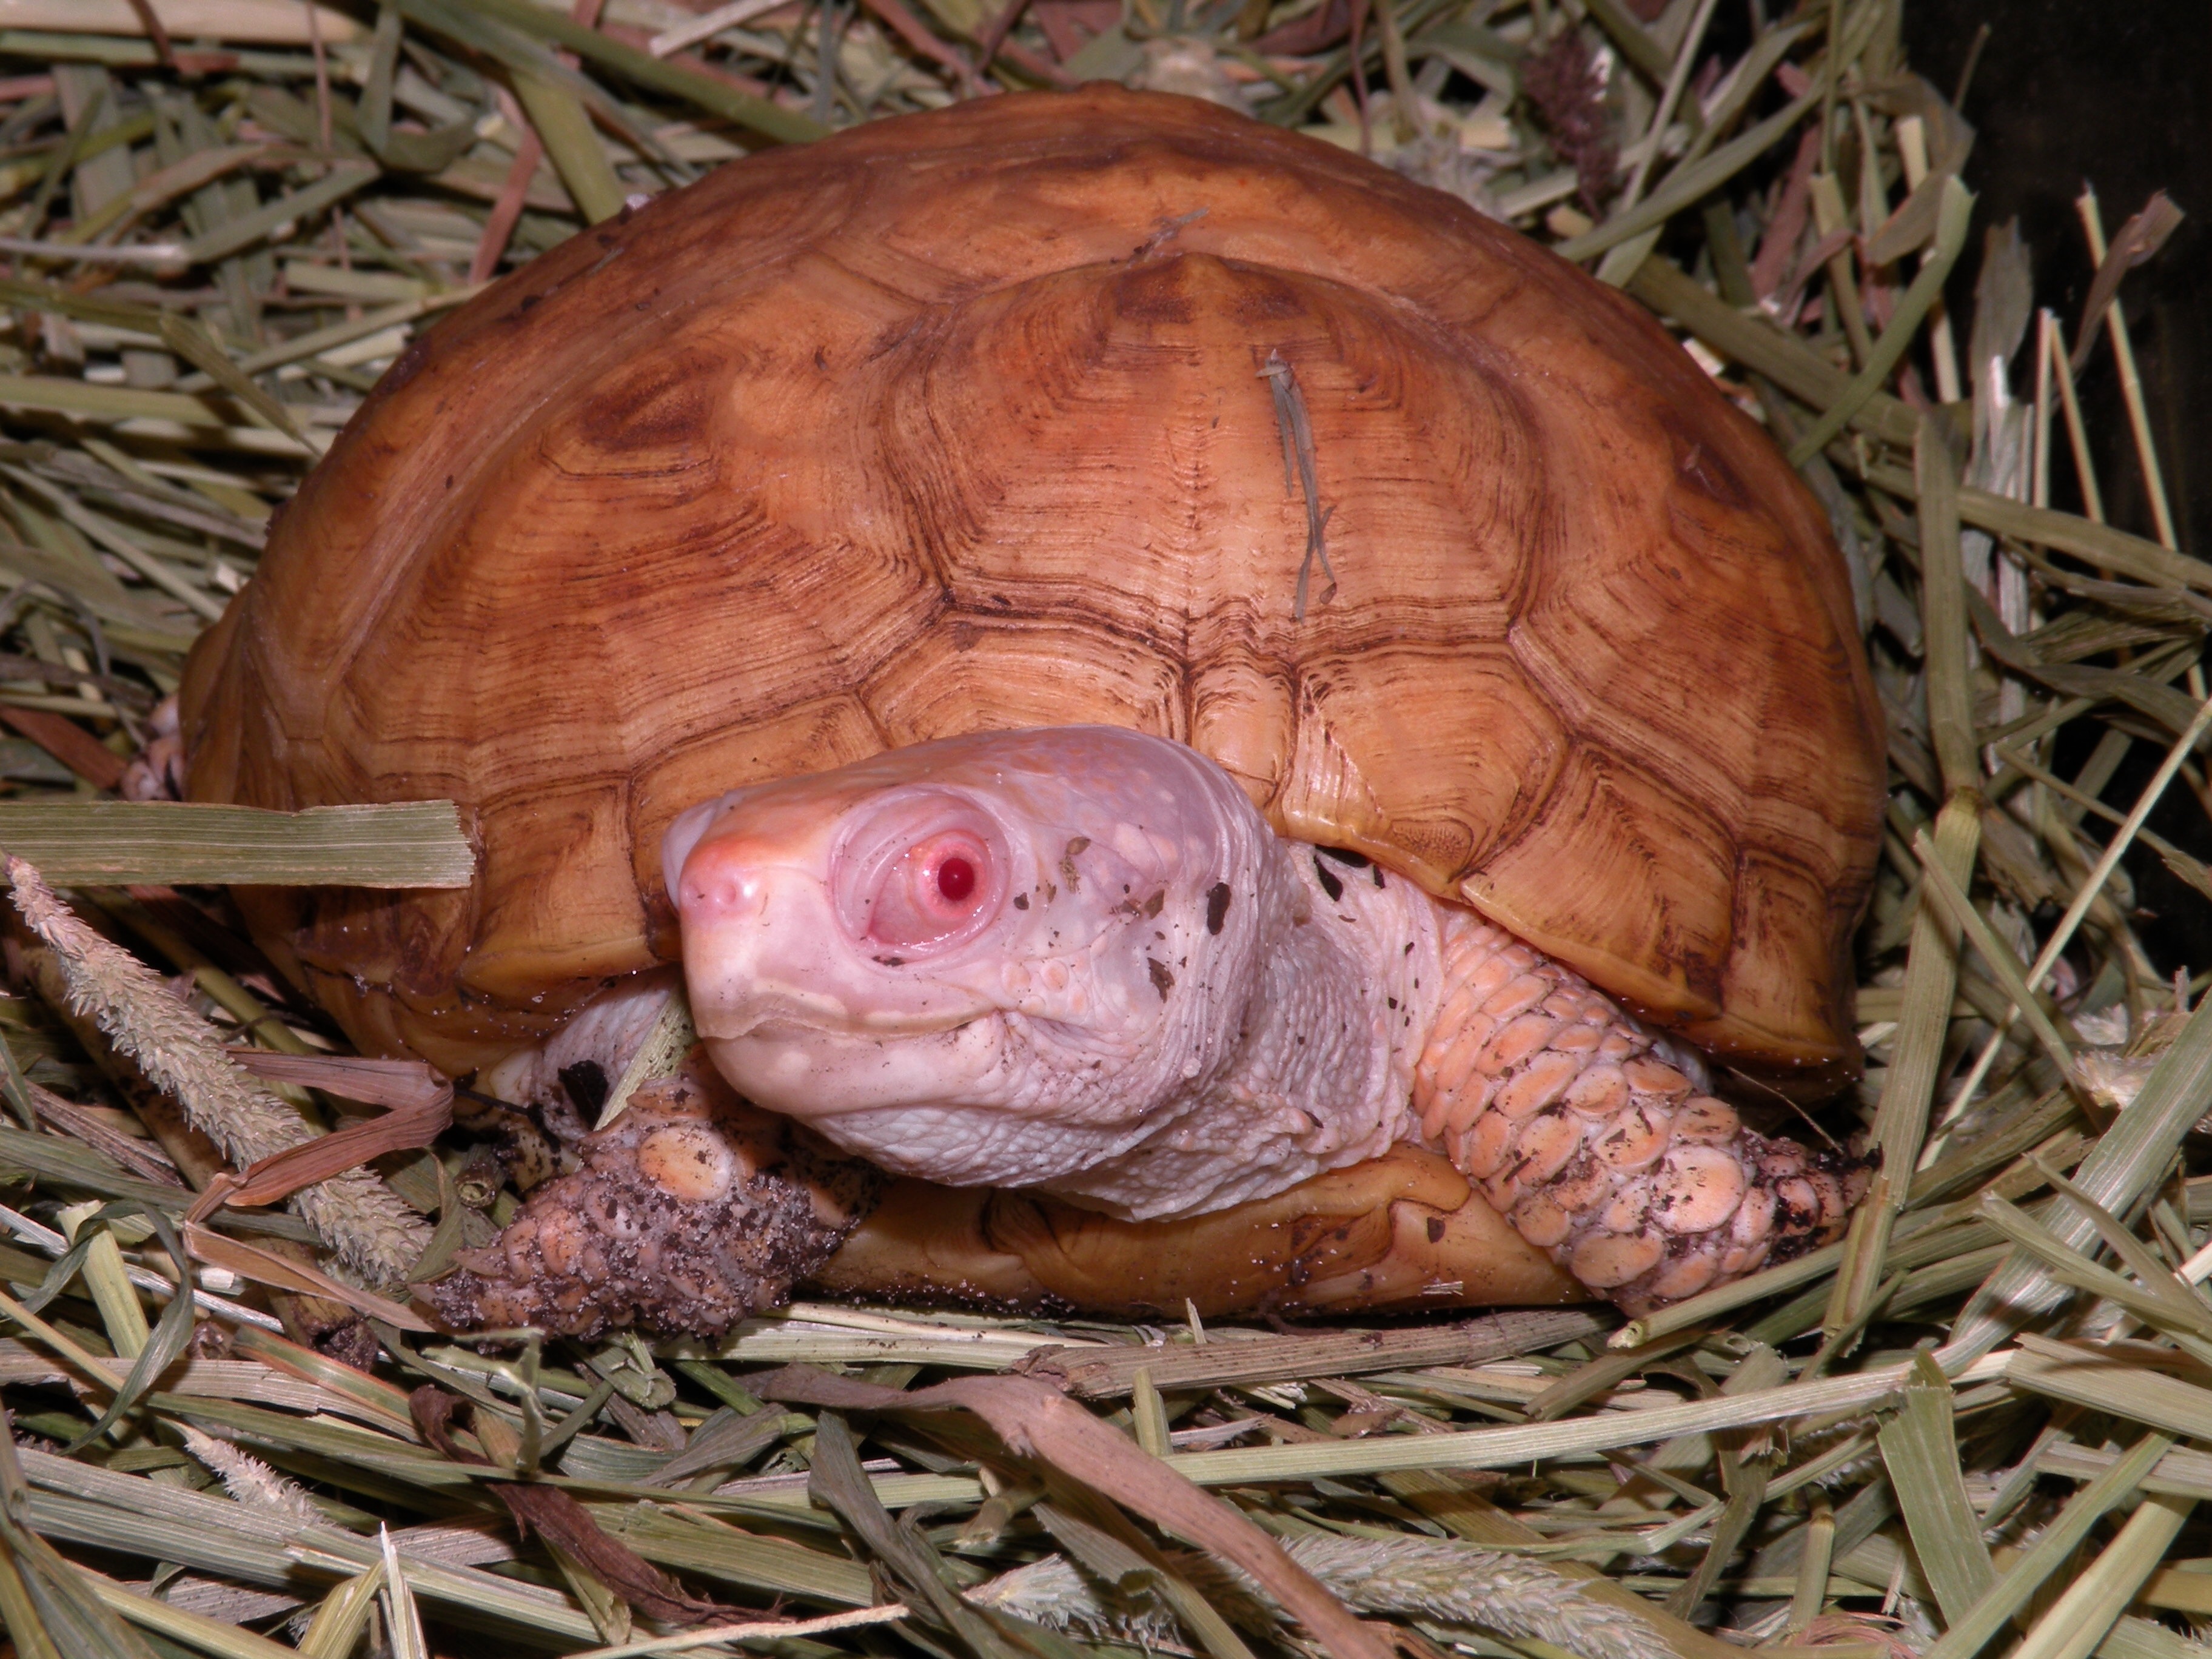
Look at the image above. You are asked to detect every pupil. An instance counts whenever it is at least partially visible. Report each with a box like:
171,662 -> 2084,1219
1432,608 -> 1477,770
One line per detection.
936,856 -> 976,903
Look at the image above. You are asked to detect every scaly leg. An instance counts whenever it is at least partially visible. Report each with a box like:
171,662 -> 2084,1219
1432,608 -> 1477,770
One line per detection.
1415,911 -> 1868,1314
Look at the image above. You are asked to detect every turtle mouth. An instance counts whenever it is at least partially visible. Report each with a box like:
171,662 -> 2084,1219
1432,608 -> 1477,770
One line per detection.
702,1004 -> 987,1044
700,1006 -> 1008,1123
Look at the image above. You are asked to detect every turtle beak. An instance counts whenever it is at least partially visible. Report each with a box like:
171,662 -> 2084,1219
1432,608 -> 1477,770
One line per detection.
672,826 -> 861,1037
671,816 -> 1007,1122
669,813 -> 997,1042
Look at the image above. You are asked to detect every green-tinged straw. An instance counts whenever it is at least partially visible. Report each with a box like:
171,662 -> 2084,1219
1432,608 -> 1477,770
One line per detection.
1788,176 -> 1976,464
0,800 -> 473,888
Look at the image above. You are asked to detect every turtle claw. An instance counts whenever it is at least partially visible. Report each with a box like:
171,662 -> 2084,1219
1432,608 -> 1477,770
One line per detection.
426,1061 -> 882,1339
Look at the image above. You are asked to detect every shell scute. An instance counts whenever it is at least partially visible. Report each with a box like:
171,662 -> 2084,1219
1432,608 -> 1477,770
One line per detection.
1461,745 -> 1738,1030
865,617 -> 1188,750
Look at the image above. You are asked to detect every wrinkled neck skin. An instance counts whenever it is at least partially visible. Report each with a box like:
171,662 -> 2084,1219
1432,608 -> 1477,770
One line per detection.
665,726 -> 1448,1221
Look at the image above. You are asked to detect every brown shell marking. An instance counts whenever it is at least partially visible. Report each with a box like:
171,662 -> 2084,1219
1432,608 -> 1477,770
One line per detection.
180,88 -> 1883,1091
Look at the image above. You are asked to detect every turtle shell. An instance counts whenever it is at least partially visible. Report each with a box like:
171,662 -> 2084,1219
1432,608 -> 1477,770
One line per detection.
180,87 -> 1885,1093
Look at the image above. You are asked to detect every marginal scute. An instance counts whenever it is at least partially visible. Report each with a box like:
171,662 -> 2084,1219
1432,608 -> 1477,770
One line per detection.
179,86 -> 1880,1099
1268,643 -> 1564,886
457,776 -> 652,1002
1462,744 -> 1737,1030
1188,652 -> 1295,802
1721,846 -> 1866,1063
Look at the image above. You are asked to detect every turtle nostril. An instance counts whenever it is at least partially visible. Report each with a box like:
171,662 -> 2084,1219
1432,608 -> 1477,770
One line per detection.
679,844 -> 770,919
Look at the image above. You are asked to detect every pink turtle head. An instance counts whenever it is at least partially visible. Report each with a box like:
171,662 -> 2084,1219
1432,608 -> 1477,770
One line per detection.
662,726 -> 1281,1198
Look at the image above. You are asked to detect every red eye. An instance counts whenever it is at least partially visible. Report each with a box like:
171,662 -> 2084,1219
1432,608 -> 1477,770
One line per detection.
861,829 -> 996,948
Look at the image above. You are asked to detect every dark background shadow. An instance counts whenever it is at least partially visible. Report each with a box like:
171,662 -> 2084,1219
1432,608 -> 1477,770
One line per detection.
1907,0 -> 2208,548
1908,1 -> 2212,979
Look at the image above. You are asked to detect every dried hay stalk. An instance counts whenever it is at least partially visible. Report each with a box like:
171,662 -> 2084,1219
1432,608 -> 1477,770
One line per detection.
5,854 -> 427,1281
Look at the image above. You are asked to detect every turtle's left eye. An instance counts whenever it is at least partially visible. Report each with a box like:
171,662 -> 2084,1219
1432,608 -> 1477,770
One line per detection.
866,828 -> 995,947
831,793 -> 1009,956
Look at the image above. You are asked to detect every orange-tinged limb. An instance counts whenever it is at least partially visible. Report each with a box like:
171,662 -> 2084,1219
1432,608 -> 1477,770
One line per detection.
1417,911 -> 1866,1315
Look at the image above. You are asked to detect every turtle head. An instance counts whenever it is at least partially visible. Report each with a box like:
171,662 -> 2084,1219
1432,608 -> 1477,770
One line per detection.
663,726 -> 1279,1193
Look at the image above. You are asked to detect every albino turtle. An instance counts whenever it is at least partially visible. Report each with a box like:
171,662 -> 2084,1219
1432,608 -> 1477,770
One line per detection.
180,88 -> 1883,1335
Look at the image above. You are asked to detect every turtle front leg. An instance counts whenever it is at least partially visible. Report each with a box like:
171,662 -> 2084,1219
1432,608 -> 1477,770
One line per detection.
426,1061 -> 882,1338
1415,913 -> 1868,1315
